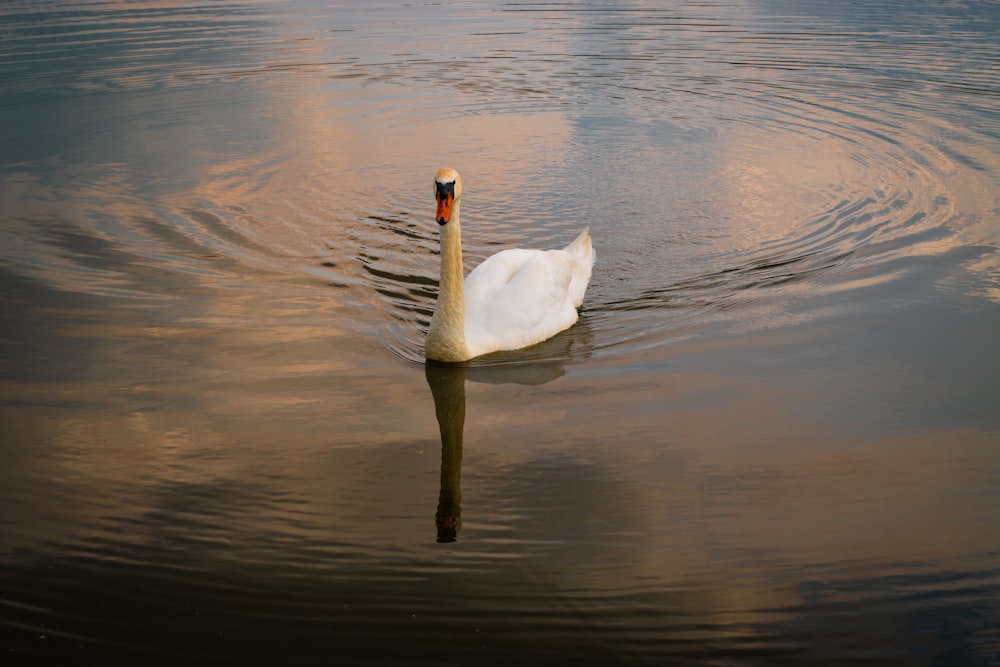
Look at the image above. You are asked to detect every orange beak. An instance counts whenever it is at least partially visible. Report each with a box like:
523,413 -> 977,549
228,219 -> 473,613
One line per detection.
436,193 -> 453,225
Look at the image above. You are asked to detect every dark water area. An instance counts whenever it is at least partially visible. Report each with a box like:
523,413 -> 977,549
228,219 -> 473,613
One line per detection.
2,0 -> 999,664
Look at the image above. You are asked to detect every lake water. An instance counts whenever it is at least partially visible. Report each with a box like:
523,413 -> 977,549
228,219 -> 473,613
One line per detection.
2,0 -> 999,664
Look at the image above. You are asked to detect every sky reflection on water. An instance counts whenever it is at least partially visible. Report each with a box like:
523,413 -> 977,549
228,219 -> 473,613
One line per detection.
1,0 -> 999,664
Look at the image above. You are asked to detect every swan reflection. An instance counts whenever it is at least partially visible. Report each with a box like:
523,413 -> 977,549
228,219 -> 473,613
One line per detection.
425,334 -> 585,542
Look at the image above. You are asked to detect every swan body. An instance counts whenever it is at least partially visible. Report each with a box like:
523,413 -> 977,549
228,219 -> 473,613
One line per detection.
425,167 -> 595,362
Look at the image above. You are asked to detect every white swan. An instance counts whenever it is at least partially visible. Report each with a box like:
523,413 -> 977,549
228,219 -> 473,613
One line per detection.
425,167 -> 596,362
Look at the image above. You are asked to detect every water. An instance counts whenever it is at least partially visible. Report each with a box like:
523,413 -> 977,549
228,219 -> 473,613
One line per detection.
2,0 -> 999,664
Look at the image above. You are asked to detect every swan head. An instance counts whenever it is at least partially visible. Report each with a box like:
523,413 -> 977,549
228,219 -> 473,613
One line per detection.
434,167 -> 462,226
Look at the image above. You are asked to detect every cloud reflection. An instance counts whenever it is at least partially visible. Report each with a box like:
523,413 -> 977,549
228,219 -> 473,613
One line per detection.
1,0 -> 998,662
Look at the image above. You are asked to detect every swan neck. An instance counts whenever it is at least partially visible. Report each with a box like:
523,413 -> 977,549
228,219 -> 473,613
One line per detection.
426,201 -> 469,361
439,202 -> 464,305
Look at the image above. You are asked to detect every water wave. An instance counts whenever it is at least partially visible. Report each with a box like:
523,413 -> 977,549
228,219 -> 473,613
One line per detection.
1,0 -> 996,368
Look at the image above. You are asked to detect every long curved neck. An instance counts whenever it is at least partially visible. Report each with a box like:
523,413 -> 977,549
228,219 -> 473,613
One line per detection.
426,201 -> 469,362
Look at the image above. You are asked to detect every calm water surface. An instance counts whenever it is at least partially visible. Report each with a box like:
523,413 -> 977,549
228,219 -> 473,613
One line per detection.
2,0 -> 999,664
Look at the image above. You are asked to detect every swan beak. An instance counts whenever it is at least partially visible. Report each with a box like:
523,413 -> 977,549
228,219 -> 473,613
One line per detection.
436,193 -> 453,226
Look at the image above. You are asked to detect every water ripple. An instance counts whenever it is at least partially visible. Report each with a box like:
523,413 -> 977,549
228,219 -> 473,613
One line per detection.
2,4 -> 999,665
1,0 -> 997,368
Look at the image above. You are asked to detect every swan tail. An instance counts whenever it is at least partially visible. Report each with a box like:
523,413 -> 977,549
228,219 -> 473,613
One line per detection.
565,227 -> 596,267
565,227 -> 595,308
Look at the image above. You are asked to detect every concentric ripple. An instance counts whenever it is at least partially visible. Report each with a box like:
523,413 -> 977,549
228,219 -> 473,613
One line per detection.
1,0 -> 997,368
2,2 -> 1000,665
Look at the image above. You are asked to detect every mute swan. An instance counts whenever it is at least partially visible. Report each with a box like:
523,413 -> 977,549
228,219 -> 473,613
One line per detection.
425,167 -> 596,362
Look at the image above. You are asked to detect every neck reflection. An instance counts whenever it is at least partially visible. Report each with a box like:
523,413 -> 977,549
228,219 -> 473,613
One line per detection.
426,362 -> 466,543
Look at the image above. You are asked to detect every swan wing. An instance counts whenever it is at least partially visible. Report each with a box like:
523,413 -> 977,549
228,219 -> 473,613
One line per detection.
463,247 -> 581,358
